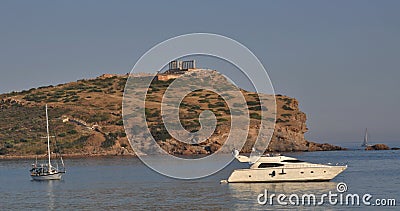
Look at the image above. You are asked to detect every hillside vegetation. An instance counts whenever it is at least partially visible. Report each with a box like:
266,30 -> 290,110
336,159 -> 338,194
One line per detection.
0,73 -> 343,158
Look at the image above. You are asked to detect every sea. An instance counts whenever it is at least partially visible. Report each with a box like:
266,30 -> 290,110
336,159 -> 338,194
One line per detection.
0,145 -> 399,210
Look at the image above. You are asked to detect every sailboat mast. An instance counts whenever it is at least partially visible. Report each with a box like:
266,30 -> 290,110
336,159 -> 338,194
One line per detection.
45,104 -> 51,168
364,128 -> 368,145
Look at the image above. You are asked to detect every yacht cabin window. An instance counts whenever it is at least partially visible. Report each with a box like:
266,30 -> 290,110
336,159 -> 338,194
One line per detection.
257,163 -> 284,168
281,160 -> 304,163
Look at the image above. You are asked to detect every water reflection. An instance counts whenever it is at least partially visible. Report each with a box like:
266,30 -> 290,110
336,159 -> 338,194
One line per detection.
228,182 -> 336,195
226,182 -> 337,210
47,181 -> 55,210
30,180 -> 58,210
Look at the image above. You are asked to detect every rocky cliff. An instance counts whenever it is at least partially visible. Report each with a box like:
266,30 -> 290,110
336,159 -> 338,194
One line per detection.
268,95 -> 343,152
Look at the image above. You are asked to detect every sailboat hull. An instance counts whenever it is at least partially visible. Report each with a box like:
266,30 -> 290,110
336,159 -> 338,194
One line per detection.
31,172 -> 63,181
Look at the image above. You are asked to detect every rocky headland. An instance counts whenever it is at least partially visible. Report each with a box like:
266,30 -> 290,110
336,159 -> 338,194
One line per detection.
0,71 -> 344,159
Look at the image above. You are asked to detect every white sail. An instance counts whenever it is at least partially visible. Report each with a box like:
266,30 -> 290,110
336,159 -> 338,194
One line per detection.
361,128 -> 370,147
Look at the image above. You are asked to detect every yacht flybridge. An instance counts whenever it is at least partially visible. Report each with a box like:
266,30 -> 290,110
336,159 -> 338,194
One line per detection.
224,150 -> 346,183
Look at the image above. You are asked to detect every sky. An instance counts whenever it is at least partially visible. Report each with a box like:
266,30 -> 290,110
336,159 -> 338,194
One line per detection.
0,0 -> 399,144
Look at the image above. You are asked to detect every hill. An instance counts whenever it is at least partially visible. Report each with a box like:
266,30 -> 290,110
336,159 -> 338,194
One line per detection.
0,72 -> 343,158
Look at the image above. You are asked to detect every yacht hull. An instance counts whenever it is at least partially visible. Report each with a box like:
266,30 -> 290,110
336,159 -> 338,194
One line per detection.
227,166 -> 346,183
31,173 -> 63,181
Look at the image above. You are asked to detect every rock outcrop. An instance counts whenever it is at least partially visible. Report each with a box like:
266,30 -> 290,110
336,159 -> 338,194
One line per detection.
365,144 -> 390,150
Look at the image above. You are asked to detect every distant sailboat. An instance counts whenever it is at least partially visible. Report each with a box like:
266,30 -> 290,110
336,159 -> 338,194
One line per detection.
29,104 -> 66,180
361,128 -> 372,147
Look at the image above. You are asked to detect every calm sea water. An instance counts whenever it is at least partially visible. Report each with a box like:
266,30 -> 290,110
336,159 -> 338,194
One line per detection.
0,150 -> 399,210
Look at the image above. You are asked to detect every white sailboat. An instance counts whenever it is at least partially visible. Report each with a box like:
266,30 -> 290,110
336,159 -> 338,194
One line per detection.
30,104 -> 66,180
361,128 -> 371,147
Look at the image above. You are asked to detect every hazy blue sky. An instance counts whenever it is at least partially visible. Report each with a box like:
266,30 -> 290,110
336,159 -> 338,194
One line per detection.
1,1 -> 399,144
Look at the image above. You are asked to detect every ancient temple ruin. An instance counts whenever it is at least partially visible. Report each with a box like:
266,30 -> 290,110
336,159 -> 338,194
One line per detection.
157,60 -> 197,81
165,60 -> 196,73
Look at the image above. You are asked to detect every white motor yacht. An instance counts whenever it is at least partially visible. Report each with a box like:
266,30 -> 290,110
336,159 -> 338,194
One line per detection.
224,150 -> 346,183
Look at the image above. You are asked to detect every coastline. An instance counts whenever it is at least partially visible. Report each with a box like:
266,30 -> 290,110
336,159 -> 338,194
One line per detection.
0,153 -> 137,160
5,146 -> 400,161
0,148 -> 349,160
